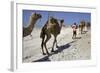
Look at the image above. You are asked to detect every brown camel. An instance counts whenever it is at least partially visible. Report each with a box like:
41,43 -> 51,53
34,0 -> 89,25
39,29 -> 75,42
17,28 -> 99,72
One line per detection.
23,13 -> 42,37
40,17 -> 64,55
86,22 -> 91,30
79,21 -> 86,34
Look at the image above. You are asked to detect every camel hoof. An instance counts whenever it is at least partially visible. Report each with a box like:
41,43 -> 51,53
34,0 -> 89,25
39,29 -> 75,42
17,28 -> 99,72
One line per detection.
43,53 -> 46,55
47,52 -> 50,54
56,45 -> 59,48
47,53 -> 50,55
51,50 -> 55,52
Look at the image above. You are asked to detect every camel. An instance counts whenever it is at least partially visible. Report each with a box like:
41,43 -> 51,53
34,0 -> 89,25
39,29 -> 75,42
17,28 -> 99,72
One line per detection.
23,13 -> 42,37
79,21 -> 86,34
40,17 -> 64,55
86,22 -> 91,30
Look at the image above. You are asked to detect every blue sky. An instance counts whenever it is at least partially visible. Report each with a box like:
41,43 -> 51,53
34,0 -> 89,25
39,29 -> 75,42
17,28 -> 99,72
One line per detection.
23,10 -> 91,27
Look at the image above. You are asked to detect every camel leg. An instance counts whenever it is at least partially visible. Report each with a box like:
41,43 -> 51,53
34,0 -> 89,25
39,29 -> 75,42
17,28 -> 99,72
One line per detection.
54,36 -> 58,48
44,34 -> 51,55
51,36 -> 57,52
41,36 -> 46,55
79,28 -> 81,34
51,39 -> 56,52
55,38 -> 59,48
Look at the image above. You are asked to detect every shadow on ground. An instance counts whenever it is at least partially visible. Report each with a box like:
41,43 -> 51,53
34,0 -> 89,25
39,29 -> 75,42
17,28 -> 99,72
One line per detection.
32,41 -> 75,62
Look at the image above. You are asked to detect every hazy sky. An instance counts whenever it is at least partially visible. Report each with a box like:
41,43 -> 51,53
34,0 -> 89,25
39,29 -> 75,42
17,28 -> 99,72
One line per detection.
23,10 -> 91,27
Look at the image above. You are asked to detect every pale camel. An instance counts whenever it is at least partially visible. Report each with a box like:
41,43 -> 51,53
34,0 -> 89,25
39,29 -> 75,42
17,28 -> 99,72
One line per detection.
23,13 -> 42,37
40,17 -> 64,55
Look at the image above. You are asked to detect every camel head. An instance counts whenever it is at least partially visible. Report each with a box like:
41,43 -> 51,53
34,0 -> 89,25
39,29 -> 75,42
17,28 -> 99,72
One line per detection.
60,19 -> 64,24
31,12 -> 42,20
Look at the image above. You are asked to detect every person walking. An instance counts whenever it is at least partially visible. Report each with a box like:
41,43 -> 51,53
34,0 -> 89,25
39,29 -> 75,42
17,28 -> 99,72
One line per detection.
71,23 -> 78,39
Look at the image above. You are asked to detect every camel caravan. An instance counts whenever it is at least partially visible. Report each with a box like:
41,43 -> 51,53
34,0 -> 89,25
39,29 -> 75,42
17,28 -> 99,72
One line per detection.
79,20 -> 91,34
23,12 -> 90,55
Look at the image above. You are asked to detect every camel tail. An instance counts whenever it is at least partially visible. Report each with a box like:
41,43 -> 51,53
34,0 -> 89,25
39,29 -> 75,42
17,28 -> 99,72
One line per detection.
40,21 -> 48,38
40,27 -> 45,38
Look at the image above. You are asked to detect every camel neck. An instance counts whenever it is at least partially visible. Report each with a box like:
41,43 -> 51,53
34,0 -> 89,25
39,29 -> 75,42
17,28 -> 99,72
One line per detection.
29,18 -> 38,29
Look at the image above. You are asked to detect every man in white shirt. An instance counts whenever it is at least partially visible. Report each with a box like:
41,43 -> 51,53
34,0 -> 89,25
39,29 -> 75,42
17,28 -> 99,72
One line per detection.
71,23 -> 77,39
